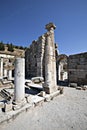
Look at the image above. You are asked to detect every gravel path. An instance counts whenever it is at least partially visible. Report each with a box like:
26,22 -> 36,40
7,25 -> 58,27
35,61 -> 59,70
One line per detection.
0,87 -> 87,130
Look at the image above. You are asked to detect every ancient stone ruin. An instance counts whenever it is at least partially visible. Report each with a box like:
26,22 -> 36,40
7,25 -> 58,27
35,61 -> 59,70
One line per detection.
25,23 -> 57,93
68,52 -> 87,86
0,22 -> 87,116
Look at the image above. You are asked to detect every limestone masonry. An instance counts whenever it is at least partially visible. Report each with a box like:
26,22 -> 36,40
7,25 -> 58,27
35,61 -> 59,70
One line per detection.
0,22 -> 87,119
0,22 -> 87,88
25,23 -> 57,93
68,52 -> 87,85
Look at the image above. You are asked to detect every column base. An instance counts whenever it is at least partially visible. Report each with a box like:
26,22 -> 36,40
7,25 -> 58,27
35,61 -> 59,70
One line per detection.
43,84 -> 58,94
12,98 -> 26,110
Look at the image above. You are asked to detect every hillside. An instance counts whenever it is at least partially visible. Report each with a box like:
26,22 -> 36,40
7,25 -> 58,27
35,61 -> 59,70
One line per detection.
0,44 -> 25,58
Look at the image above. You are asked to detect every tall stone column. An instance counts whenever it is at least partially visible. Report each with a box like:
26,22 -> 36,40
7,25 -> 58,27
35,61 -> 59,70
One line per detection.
13,58 -> 25,104
43,23 -> 57,94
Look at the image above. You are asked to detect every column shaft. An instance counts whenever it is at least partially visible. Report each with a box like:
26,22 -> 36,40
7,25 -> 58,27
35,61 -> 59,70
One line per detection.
14,58 -> 25,103
0,58 -> 3,78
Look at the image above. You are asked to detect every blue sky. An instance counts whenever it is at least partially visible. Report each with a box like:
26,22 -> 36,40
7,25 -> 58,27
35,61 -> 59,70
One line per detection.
0,0 -> 87,55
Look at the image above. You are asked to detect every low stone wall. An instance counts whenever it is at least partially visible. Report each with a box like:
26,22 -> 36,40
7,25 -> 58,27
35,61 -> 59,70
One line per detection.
68,52 -> 87,85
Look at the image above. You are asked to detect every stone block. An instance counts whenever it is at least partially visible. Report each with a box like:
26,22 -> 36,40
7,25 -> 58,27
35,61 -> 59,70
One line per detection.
39,91 -> 46,97
0,102 -> 4,109
32,95 -> 44,106
76,87 -> 82,90
69,83 -> 77,88
4,103 -> 12,112
44,90 -> 60,102
44,86 -> 57,94
26,95 -> 32,103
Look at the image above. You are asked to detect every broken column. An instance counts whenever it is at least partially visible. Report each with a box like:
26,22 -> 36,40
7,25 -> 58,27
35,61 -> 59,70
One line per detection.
43,23 -> 57,94
13,58 -> 25,104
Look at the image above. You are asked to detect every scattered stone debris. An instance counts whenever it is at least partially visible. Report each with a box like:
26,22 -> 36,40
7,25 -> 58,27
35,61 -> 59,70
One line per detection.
38,91 -> 46,97
76,87 -> 82,90
69,83 -> 87,91
3,102 -> 12,112
0,89 -> 12,101
76,86 -> 87,90
58,87 -> 64,94
0,79 -> 14,88
31,77 -> 44,84
69,83 -> 77,88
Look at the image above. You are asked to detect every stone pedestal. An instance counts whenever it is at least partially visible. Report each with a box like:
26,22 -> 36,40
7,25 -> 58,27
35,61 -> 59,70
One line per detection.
43,23 -> 57,94
13,58 -> 25,104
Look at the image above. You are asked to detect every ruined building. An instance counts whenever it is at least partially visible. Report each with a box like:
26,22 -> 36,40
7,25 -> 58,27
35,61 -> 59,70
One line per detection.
0,48 -> 24,80
57,54 -> 68,82
68,52 -> 87,85
0,54 -> 14,80
25,23 -> 68,86
25,23 -> 57,79
25,23 -> 58,93
25,36 -> 45,78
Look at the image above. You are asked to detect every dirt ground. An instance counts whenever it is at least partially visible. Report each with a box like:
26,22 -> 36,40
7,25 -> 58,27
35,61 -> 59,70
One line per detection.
0,87 -> 87,130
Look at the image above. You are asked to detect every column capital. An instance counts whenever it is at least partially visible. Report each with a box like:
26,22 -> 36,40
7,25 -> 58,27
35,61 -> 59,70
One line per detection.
45,23 -> 56,31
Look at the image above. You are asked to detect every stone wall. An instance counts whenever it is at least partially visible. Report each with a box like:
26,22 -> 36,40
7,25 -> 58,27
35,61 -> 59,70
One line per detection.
25,36 -> 45,78
68,52 -> 87,85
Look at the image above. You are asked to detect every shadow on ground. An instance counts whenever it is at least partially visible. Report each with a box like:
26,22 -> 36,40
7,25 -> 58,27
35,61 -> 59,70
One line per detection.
25,87 -> 41,95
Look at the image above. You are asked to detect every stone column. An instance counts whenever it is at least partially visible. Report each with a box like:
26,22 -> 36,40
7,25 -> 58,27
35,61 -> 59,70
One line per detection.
8,70 -> 12,80
43,23 -> 57,94
0,58 -> 3,79
14,58 -> 25,104
58,64 -> 61,80
4,69 -> 7,77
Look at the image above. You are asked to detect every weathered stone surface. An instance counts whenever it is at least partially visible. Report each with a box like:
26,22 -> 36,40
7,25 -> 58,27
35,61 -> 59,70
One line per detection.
25,35 -> 45,78
26,95 -> 32,103
68,52 -> 87,85
0,102 -> 4,109
39,91 -> 46,97
25,23 -> 57,94
69,83 -> 77,88
0,58 -> 3,78
13,58 -> 25,104
4,103 -> 12,112
31,77 -> 44,83
43,23 -> 57,93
